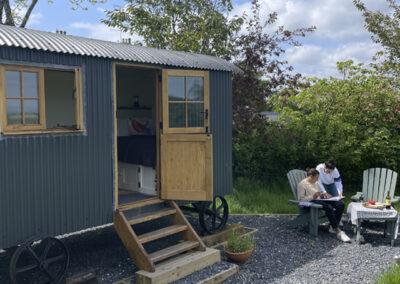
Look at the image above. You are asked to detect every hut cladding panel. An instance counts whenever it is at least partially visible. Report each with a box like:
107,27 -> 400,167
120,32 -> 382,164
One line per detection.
0,47 -> 114,249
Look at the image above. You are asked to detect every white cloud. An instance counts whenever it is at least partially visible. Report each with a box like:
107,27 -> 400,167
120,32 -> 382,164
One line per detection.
285,41 -> 382,78
69,22 -> 142,43
232,0 -> 390,42
230,0 -> 389,77
26,12 -> 42,26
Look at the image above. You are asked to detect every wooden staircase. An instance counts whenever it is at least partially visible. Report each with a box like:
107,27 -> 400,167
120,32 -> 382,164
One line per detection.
113,198 -> 206,272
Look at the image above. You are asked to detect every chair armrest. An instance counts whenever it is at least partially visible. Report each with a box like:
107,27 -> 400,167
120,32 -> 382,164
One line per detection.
392,196 -> 400,204
351,192 -> 363,202
288,200 -> 323,209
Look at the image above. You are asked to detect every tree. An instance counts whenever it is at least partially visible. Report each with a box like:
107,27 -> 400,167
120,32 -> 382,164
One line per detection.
354,0 -> 400,82
0,0 -> 107,28
232,0 -> 315,137
271,61 -> 400,179
103,0 -> 244,60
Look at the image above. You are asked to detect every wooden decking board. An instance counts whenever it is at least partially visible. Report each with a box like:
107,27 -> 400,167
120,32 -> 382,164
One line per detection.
134,248 -> 221,284
127,208 -> 177,225
118,198 -> 164,211
149,241 -> 199,263
138,225 -> 188,244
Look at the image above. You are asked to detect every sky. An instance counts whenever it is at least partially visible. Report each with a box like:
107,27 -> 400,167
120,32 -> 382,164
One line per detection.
22,0 -> 390,78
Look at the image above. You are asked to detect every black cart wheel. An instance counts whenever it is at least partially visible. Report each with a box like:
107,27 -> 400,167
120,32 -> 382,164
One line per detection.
10,237 -> 69,284
199,195 -> 229,234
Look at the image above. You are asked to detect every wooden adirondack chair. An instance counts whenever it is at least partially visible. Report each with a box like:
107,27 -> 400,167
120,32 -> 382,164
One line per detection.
351,168 -> 399,204
287,169 -> 329,237
350,168 -> 399,245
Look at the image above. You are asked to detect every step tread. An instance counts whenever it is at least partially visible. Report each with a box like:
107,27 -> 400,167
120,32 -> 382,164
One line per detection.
149,241 -> 199,263
138,224 -> 188,244
118,198 -> 164,211
127,208 -> 177,225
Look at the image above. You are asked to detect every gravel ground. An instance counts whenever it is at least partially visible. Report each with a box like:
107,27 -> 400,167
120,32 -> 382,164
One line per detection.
0,214 -> 399,284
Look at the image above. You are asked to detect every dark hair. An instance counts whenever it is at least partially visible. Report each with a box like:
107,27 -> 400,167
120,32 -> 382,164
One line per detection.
325,157 -> 336,170
306,168 -> 320,177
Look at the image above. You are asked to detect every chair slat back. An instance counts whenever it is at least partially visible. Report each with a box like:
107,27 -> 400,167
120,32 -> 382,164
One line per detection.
362,168 -> 398,203
287,169 -> 307,200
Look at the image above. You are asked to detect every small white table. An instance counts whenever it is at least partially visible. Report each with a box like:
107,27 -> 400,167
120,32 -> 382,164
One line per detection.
347,202 -> 399,246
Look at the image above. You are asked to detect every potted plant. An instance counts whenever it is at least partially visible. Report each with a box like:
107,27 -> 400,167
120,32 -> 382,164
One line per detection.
224,232 -> 256,262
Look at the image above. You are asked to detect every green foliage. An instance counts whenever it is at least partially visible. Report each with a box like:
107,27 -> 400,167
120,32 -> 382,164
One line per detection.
354,0 -> 400,86
225,231 -> 255,253
103,0 -> 244,59
375,264 -> 400,284
270,61 -> 400,180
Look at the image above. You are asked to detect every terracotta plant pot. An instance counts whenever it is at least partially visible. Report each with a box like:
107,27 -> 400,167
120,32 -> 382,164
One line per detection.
224,248 -> 254,262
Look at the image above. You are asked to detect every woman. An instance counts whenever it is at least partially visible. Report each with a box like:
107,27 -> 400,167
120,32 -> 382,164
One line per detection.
297,168 -> 350,242
316,157 -> 343,197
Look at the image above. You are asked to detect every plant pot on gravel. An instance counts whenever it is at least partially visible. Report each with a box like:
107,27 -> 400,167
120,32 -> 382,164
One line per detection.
224,232 -> 255,263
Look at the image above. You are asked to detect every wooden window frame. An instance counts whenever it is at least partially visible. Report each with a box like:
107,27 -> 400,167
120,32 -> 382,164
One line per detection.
162,69 -> 210,134
0,65 -> 84,135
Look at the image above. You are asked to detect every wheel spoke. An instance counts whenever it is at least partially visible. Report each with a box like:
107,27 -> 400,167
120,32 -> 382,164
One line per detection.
216,204 -> 224,213
216,215 -> 224,222
16,263 -> 39,274
42,266 -> 56,283
41,238 -> 53,261
27,247 -> 41,264
204,208 -> 215,216
44,254 -> 66,265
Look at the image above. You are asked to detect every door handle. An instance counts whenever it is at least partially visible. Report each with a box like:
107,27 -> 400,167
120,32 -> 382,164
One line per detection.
200,109 -> 208,119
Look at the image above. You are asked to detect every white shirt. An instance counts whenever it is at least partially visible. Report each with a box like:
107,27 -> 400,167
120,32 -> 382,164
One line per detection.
316,163 -> 343,194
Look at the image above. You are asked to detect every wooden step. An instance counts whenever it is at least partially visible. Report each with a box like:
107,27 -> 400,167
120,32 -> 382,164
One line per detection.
149,241 -> 199,263
127,208 -> 177,225
118,198 -> 164,212
138,225 -> 188,244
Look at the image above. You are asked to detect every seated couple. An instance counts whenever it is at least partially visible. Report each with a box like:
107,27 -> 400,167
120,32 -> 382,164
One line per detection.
297,166 -> 351,242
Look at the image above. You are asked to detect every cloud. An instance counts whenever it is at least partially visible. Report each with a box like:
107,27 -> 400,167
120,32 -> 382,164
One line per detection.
26,12 -> 42,26
69,22 -> 142,43
285,41 -> 382,78
232,0 -> 389,42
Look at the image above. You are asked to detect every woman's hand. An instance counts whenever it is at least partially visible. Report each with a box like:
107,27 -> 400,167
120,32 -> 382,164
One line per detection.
322,193 -> 332,199
313,192 -> 321,199
338,192 -> 343,198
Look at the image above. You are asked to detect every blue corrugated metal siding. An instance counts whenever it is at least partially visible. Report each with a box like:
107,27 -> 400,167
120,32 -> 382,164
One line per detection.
0,47 -> 114,249
209,71 -> 233,197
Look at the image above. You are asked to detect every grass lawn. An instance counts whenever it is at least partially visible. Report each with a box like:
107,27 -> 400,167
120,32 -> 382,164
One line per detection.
375,264 -> 400,284
226,177 -> 400,214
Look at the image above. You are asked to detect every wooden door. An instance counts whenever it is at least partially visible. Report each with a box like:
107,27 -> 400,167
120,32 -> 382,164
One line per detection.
160,69 -> 213,201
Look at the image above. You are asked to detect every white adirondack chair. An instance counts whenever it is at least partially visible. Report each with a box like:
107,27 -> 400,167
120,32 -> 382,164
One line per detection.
351,168 -> 399,246
287,169 -> 329,237
351,168 -> 399,203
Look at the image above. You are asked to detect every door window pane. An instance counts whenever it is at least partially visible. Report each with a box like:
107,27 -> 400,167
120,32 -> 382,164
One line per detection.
187,77 -> 204,101
168,76 -> 185,101
24,99 -> 39,124
6,71 -> 21,98
188,103 -> 204,127
23,72 -> 39,98
6,99 -> 22,125
169,103 -> 186,128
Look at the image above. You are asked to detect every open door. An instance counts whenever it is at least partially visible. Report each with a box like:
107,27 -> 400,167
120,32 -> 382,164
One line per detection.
160,69 -> 213,201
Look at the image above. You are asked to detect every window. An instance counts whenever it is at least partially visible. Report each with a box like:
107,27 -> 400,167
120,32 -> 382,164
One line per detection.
162,70 -> 209,133
0,65 -> 83,134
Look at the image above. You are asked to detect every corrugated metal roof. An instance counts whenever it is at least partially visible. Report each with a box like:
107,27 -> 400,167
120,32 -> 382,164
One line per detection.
0,24 -> 240,72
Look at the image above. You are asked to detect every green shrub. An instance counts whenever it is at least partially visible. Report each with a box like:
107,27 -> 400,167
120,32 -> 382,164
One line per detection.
225,232 -> 256,253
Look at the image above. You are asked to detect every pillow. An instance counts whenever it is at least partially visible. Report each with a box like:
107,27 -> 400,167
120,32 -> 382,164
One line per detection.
128,118 -> 152,135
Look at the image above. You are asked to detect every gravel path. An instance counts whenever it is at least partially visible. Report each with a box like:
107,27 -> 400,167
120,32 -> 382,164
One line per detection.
224,215 -> 400,284
0,214 -> 399,284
